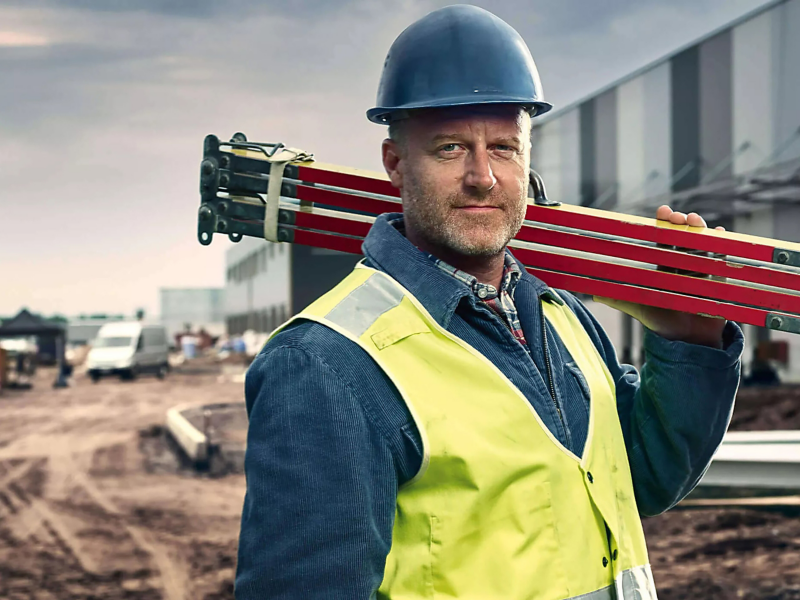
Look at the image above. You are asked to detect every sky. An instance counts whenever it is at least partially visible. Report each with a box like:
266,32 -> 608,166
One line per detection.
0,0 -> 774,318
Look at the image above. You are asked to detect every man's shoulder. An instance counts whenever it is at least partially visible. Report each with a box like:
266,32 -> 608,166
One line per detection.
261,318 -> 362,363
256,318 -> 389,391
247,318 -> 385,410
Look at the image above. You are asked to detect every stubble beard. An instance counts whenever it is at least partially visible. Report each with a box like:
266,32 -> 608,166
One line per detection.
402,174 -> 527,258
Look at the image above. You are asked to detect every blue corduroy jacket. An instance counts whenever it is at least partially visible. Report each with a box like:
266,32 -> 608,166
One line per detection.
235,213 -> 743,599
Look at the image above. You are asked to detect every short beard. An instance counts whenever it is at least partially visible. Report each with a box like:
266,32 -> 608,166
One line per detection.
402,173 -> 527,258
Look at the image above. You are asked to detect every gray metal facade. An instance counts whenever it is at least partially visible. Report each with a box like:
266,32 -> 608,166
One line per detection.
699,31 -> 733,183
532,0 -> 800,213
530,0 -> 800,382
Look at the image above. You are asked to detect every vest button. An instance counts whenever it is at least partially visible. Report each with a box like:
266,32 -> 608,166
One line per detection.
612,549 -> 618,561
587,471 -> 594,483
602,557 -> 609,568
477,288 -> 488,298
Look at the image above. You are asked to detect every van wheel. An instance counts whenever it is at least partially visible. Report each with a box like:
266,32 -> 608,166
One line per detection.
90,373 -> 101,383
120,368 -> 138,381
156,364 -> 168,380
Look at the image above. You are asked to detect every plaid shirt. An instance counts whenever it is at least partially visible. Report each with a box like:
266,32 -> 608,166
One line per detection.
426,252 -> 528,350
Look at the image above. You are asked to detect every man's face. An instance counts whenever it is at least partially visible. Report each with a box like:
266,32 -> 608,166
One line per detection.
383,105 -> 531,257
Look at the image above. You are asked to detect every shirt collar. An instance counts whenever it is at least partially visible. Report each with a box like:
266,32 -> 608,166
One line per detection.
424,250 -> 521,302
361,214 -> 562,327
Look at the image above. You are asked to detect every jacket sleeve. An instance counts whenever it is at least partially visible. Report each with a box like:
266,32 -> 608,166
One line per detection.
234,342 -> 397,599
559,292 -> 744,517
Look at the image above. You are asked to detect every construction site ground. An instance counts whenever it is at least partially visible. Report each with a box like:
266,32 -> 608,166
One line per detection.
1,364 -> 799,599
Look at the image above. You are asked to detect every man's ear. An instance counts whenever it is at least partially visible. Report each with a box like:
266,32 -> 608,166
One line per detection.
382,139 -> 404,189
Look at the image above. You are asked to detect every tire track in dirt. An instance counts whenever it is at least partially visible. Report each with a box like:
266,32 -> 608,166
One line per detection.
0,462 -> 88,574
0,366 -> 246,600
69,463 -> 189,600
0,450 -> 190,600
0,458 -> 37,489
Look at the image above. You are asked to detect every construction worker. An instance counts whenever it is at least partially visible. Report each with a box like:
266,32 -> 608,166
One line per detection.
235,5 -> 742,599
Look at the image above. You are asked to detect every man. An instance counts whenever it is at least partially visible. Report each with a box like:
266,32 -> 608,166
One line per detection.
235,6 -> 742,599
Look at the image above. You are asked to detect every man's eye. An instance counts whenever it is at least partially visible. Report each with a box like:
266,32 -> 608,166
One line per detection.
495,145 -> 516,153
440,144 -> 460,152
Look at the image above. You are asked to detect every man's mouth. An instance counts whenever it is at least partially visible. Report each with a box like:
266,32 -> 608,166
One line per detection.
455,205 -> 501,213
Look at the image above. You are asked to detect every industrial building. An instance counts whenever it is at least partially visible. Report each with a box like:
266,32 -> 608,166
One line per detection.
224,236 -> 360,336
159,287 -> 225,342
531,0 -> 800,381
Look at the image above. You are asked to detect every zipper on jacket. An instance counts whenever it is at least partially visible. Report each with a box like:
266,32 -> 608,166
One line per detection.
540,302 -> 565,430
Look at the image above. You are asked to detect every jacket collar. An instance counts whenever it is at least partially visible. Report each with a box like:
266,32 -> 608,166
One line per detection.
362,214 -> 559,328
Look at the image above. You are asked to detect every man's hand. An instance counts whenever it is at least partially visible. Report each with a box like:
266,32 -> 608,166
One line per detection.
593,205 -> 727,348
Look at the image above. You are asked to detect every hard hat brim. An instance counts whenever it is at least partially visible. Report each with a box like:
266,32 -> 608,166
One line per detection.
367,98 -> 553,124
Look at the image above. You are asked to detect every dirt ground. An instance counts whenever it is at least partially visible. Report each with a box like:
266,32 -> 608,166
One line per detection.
1,365 -> 799,599
643,384 -> 800,599
0,364 -> 245,600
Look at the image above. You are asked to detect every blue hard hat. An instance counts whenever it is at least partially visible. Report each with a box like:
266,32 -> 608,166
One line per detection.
367,5 -> 553,124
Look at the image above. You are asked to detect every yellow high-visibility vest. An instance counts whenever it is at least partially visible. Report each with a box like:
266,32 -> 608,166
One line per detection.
273,265 -> 657,600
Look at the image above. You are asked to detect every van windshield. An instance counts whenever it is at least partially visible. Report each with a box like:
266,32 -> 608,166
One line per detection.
93,336 -> 133,348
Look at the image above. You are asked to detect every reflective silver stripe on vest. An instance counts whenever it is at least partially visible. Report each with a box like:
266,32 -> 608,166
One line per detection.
617,564 -> 658,599
325,273 -> 405,337
563,565 -> 657,600
567,584 -> 614,599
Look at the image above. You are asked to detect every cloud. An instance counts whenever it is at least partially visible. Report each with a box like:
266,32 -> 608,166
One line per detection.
0,0 -> 365,19
0,30 -> 49,46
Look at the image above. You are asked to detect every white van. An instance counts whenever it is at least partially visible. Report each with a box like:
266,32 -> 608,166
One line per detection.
86,322 -> 169,382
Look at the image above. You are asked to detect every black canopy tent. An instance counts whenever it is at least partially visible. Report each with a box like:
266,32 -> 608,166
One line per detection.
0,309 -> 68,388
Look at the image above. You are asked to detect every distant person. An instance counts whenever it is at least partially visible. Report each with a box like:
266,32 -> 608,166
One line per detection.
235,6 -> 743,599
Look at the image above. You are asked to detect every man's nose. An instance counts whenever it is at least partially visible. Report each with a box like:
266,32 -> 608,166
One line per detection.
463,146 -> 496,192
